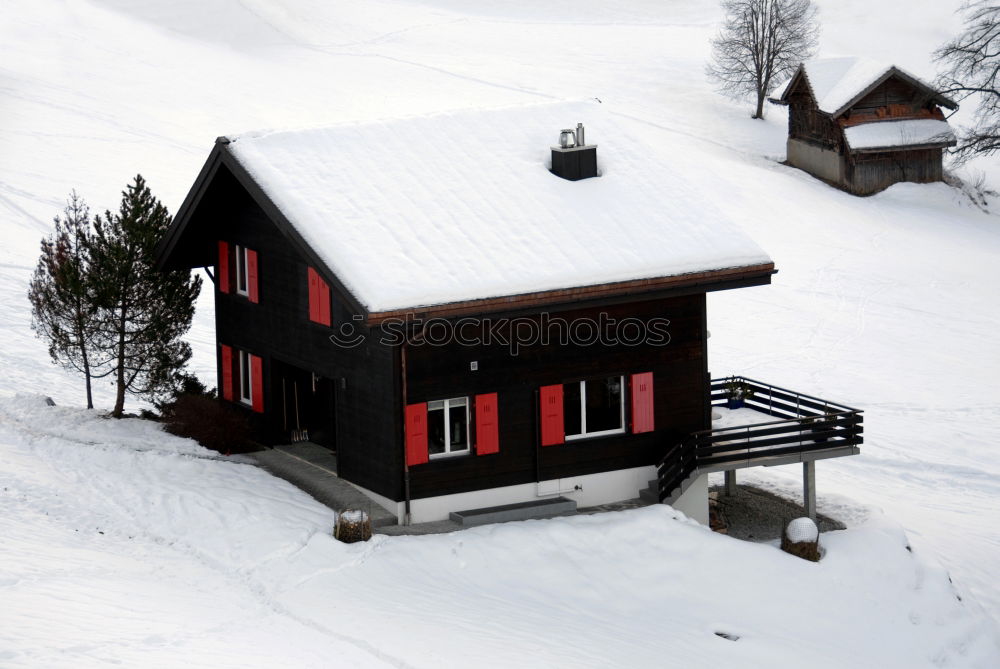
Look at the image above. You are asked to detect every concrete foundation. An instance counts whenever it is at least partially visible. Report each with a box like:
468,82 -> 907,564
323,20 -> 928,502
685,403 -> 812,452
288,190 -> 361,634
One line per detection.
374,465 -> 658,524
671,473 -> 709,525
787,138 -> 843,184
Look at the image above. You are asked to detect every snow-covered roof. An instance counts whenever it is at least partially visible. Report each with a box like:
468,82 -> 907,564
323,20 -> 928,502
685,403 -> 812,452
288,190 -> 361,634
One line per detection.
844,119 -> 956,152
770,58 -> 956,118
223,101 -> 772,314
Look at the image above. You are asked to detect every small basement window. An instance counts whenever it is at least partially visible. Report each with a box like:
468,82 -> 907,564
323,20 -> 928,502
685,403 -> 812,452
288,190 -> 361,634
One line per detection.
234,245 -> 249,296
238,349 -> 253,406
427,397 -> 469,458
565,375 -> 625,440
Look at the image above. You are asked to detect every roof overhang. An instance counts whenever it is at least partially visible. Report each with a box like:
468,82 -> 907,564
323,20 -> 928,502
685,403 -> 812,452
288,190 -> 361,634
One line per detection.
848,141 -> 956,154
767,63 -> 959,117
365,262 -> 776,326
830,67 -> 958,119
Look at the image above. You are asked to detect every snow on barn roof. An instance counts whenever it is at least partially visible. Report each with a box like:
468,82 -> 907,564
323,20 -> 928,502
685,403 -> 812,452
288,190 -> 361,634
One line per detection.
844,118 -> 956,152
223,101 -> 772,314
770,57 -> 956,118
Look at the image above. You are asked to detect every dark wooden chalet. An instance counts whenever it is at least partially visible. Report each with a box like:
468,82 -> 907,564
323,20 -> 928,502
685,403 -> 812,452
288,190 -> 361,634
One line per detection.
769,58 -> 958,195
155,102 -> 861,525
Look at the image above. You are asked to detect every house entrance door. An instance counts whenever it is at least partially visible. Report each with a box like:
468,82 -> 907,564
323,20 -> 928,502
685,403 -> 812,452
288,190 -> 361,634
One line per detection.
276,361 -> 336,450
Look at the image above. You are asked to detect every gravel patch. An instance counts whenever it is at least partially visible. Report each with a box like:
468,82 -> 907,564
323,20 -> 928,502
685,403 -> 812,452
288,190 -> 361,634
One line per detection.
711,484 -> 845,542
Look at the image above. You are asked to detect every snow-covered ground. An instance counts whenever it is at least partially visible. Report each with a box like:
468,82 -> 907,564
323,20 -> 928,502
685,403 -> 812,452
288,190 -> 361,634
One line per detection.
1,395 -> 997,667
1,0 -> 999,663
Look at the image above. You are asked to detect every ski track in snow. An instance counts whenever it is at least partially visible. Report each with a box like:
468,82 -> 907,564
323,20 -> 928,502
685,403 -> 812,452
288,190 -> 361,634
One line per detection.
0,400 -> 409,668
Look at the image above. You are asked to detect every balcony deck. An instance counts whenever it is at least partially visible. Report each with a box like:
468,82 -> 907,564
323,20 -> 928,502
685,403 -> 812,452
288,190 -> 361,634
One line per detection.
699,405 -> 861,473
658,377 -> 863,504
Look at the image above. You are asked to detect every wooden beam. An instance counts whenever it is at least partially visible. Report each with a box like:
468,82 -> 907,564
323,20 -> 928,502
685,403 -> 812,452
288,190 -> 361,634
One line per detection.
365,263 -> 776,325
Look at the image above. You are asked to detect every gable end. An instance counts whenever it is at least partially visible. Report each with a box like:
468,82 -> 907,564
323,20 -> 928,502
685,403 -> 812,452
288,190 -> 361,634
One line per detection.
154,140 -> 368,318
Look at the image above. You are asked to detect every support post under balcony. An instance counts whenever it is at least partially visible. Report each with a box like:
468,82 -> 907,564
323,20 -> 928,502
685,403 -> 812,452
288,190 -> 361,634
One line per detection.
803,461 -> 816,521
724,470 -> 736,496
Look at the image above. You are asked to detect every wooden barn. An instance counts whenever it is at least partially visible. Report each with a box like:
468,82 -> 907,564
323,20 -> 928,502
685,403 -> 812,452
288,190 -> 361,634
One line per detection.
769,58 -> 958,195
155,102 -> 863,526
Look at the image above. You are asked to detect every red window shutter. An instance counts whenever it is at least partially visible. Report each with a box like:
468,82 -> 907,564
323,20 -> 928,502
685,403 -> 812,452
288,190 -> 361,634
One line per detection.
246,249 -> 259,304
539,384 -> 564,446
475,393 -> 499,455
319,277 -> 331,326
307,267 -> 319,322
308,267 -> 331,326
218,241 -> 230,294
631,372 -> 654,433
220,344 -> 233,401
405,402 -> 428,466
250,354 -> 264,413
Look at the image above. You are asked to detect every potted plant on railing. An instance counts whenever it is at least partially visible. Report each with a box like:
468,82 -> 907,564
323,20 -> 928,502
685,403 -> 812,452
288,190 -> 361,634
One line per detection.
723,378 -> 755,409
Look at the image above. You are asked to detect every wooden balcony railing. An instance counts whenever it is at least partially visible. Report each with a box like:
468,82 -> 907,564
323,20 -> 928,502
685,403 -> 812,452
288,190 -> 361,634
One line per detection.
658,377 -> 863,503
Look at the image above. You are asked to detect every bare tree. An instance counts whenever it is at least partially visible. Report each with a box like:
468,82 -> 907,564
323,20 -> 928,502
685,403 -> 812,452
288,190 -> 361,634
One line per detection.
707,0 -> 820,119
934,1 -> 1000,163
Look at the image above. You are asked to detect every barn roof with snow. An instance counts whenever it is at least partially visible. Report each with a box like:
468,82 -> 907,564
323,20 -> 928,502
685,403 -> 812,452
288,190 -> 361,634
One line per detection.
770,57 -> 957,120
156,101 -> 774,319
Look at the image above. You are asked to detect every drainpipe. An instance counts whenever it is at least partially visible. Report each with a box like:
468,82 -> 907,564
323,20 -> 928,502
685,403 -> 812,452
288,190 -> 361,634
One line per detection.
534,388 -> 541,485
399,322 -> 428,526
401,339 -> 411,526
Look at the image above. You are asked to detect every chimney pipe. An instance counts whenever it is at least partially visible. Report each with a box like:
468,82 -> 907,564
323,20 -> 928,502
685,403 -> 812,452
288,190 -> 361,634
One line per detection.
550,123 -> 598,181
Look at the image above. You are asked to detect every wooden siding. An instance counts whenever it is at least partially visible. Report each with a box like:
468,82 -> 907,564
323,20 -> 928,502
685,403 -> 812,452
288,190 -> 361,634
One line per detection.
403,295 -> 709,500
207,168 -> 402,499
786,80 -> 842,149
846,148 -> 944,195
850,76 -> 929,116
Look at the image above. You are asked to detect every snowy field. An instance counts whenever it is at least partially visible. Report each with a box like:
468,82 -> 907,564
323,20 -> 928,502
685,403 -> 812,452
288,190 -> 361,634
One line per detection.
1,0 -> 999,664
1,395 -> 997,667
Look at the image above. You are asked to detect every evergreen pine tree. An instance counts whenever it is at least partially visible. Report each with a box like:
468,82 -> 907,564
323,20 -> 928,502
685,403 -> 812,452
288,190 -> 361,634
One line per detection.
90,175 -> 202,418
28,192 -> 109,409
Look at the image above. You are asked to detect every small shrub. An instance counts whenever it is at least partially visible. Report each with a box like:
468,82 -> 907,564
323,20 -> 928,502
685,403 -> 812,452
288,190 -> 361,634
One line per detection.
161,393 -> 254,455
723,377 -> 755,401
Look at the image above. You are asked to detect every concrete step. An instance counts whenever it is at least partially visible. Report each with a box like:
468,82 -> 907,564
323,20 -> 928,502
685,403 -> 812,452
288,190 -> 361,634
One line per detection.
449,496 -> 577,527
638,479 -> 660,505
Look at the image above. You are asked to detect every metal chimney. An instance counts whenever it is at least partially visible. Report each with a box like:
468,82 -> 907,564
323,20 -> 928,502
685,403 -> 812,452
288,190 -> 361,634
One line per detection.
550,122 -> 598,181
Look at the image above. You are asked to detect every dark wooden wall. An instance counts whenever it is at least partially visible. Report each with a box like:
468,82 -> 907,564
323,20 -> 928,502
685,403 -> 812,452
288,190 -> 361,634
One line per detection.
404,294 -> 709,500
203,167 -> 402,499
787,81 -> 842,149
846,148 -> 944,194
851,76 -> 927,115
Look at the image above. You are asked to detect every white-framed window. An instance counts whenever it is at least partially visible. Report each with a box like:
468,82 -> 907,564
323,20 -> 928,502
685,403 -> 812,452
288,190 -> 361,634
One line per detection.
427,397 -> 469,458
238,349 -> 252,406
234,244 -> 249,296
564,375 -> 625,440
